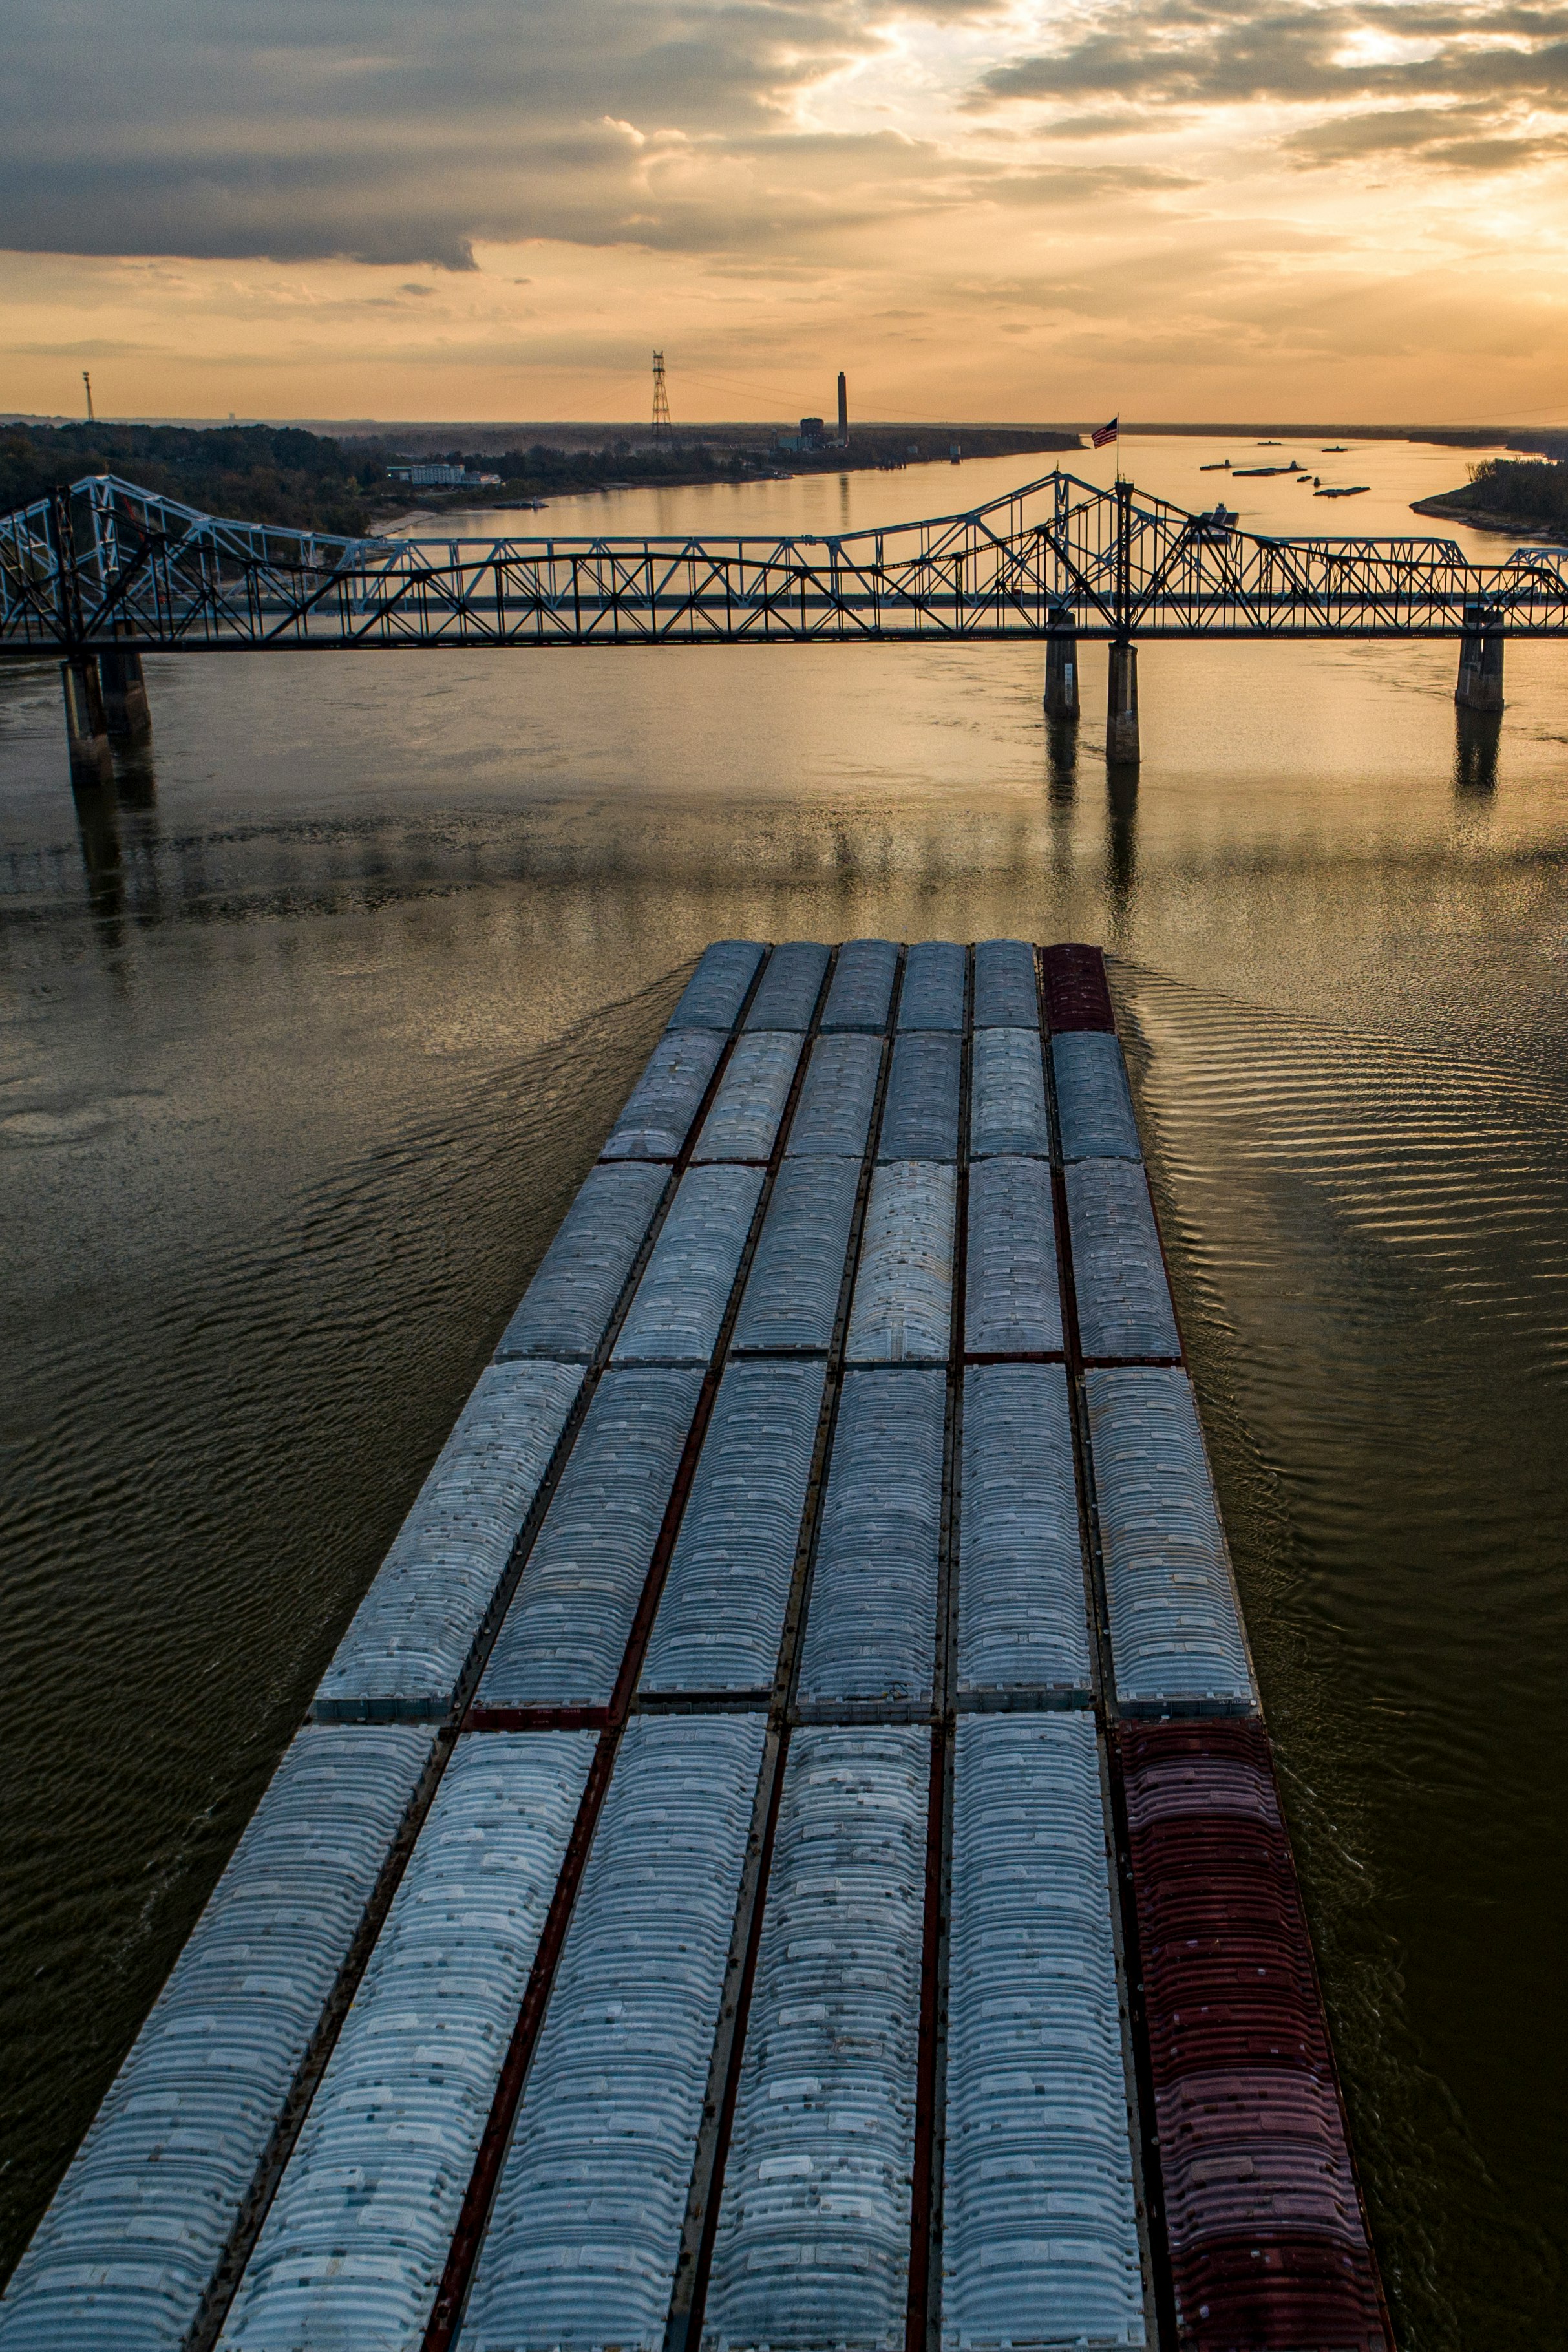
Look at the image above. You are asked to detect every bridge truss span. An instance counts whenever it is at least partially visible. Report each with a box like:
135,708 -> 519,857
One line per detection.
3,469 -> 1567,660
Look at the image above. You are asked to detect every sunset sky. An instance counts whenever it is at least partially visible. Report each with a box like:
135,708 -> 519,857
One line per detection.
5,0 -> 1568,424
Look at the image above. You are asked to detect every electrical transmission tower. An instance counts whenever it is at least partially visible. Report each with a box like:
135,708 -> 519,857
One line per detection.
650,350 -> 672,446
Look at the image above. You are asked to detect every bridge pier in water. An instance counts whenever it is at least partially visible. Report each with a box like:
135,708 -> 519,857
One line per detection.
1107,640 -> 1140,763
100,641 -> 153,739
1043,606 -> 1080,720
60,659 -> 113,786
1456,600 -> 1504,712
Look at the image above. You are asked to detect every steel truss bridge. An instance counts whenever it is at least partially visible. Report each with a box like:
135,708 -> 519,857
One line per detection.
3,469 -> 1567,660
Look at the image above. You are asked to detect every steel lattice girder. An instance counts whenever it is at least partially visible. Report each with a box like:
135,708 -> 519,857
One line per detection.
2,471 -> 1565,653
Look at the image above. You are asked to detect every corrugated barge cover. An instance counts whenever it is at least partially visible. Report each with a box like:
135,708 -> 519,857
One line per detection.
1086,1370 -> 1256,1713
972,936 -> 1039,1028
704,1726 -> 927,2347
666,937 -> 767,1031
1041,940 -> 1116,1033
743,938 -> 831,1031
958,1364 -> 1090,1696
942,1715 -> 1146,2349
820,936 -> 898,1033
601,1029 -> 726,1161
845,1161 -> 956,1363
0,1726 -> 433,2352
797,1368 -> 944,1705
898,937 -> 966,1030
964,1154 -> 1063,1358
493,1161 -> 668,1363
1117,1723 -> 1388,2352
692,1030 -> 804,1163
730,1157 -> 859,1355
1066,1159 -> 1181,1362
969,1026 -> 1050,1160
476,1365 -> 703,1710
785,1031 -> 883,1159
312,1361 -> 584,1723
456,1715 -> 767,2352
1054,1030 -> 1142,1163
878,1029 -> 962,1163
218,1733 -> 594,2352
613,1163 -> 765,1363
641,1358 -> 825,1693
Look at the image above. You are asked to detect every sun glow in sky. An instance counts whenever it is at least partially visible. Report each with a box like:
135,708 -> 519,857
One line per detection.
3,0 -> 1567,423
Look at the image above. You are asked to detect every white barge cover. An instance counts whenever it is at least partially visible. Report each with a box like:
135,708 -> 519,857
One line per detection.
969,1025 -> 1050,1160
1085,1368 -> 1258,1714
312,1360 -> 584,1723
785,1032 -> 883,1159
475,1366 -> 702,1711
729,1156 -> 860,1355
665,938 -> 767,1031
897,938 -> 966,1030
456,1715 -> 765,2350
704,1726 -> 928,2346
958,1364 -> 1090,1699
820,936 -> 898,1032
0,1727 -> 434,2352
942,1716 -> 1147,2347
878,1030 -> 962,1163
797,1368 -> 945,1707
743,939 -> 830,1031
1066,1158 -> 1181,1361
600,1029 -> 726,1161
691,1031 -> 803,1163
641,1358 -> 825,1695
964,1154 -> 1063,1357
612,1163 -> 764,1364
217,1732 -> 594,2351
493,1161 -> 669,1362
1054,1030 -> 1143,1163
845,1162 -> 956,1363
972,936 -> 1039,1029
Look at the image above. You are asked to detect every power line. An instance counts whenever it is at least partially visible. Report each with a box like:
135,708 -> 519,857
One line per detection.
651,351 -> 672,446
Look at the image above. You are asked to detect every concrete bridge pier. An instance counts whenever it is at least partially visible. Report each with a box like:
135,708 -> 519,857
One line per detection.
1107,639 -> 1140,763
61,658 -> 114,785
100,642 -> 153,739
1043,606 -> 1080,720
1456,601 -> 1504,712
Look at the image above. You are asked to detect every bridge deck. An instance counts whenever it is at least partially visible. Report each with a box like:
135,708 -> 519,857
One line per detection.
5,469 -> 1566,658
0,941 -> 1392,2352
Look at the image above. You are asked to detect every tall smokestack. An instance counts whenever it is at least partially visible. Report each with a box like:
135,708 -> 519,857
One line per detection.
838,371 -> 848,447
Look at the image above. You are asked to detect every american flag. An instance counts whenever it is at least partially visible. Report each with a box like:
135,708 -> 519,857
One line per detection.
1092,416 -> 1119,449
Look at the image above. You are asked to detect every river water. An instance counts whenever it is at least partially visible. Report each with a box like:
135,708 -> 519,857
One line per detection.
1,434 -> 1564,2345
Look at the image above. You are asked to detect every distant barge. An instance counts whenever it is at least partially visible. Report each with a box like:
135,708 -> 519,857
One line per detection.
0,940 -> 1392,2352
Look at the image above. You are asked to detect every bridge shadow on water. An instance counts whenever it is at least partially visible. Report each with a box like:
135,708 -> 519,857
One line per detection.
69,742 -> 164,952
1453,707 -> 1501,798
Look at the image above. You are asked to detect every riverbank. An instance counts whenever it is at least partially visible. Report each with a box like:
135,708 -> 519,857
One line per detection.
0,418 -> 1083,536
1410,493 -> 1567,540
1410,456 -> 1568,542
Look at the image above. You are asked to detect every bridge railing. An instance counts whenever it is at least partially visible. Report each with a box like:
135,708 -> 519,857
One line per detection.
3,469 -> 1567,654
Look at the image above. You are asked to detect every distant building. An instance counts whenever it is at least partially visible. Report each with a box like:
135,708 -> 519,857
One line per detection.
774,403 -> 850,456
386,464 -> 502,489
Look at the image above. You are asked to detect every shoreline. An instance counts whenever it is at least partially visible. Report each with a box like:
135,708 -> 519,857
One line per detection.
1410,493 -> 1567,542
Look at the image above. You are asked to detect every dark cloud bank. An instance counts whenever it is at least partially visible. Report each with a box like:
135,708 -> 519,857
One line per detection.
1,0 -> 1563,267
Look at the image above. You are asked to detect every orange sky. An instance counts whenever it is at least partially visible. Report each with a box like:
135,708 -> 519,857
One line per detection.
5,0 -> 1567,425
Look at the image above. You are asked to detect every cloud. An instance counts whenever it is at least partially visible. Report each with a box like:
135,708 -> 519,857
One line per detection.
0,0 -> 1212,270
975,0 -> 1568,134
1286,97 -> 1568,162
0,0 -> 1010,266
